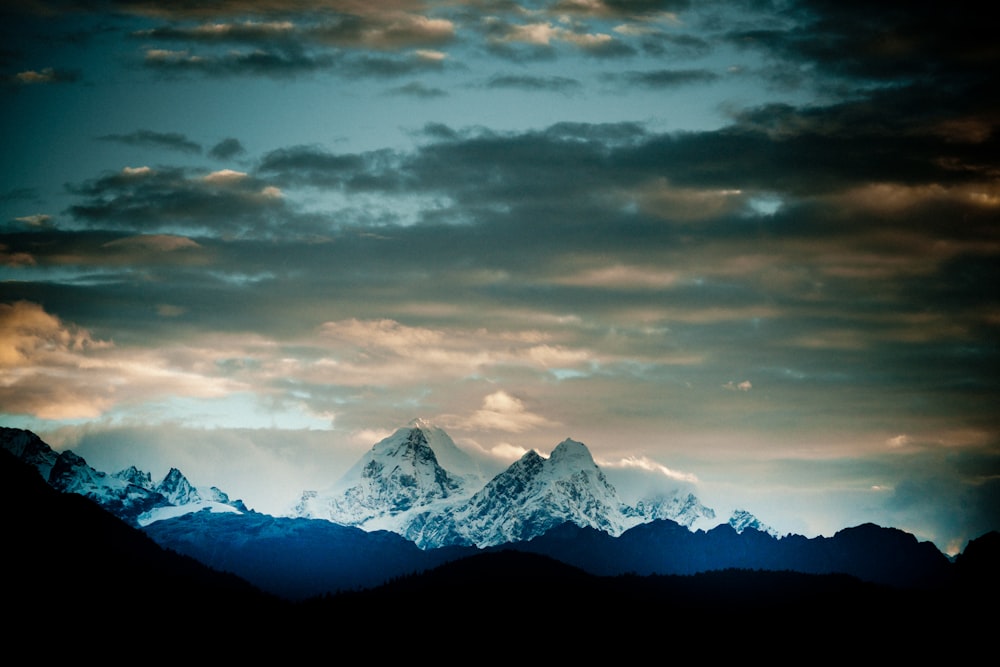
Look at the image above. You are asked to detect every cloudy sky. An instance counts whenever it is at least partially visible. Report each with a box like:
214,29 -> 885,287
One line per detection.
2,0 -> 998,554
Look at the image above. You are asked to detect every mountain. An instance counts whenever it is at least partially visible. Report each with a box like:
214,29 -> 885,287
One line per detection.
142,509 -> 476,601
0,445 -> 283,653
407,438 -> 630,548
509,518 -> 956,590
290,421 -> 718,549
621,490 -> 716,529
310,549 -> 987,651
7,424 -> 993,659
0,426 -> 245,528
728,507 -> 781,537
288,420 -> 481,534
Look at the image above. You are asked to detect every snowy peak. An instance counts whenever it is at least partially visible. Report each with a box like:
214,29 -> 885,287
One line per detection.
357,426 -> 459,501
288,424 -> 721,550
728,509 -> 780,537
413,437 -> 629,548
0,428 -> 58,480
0,427 -> 243,527
404,419 -> 491,484
113,465 -> 153,489
547,438 -> 596,467
289,422 -> 468,530
156,468 -> 202,505
622,492 -> 717,530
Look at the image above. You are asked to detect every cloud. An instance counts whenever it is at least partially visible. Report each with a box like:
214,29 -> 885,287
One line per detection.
309,14 -> 455,50
0,301 -> 275,422
462,391 -> 558,433
12,214 -> 54,228
385,81 -> 448,98
887,434 -> 910,448
554,0 -> 691,19
142,46 -> 336,78
98,130 -> 203,154
485,74 -> 582,94
481,18 -> 632,58
209,137 -> 247,160
8,67 -> 80,85
0,244 -> 36,267
611,68 -> 719,88
101,234 -> 202,252
727,1 -> 997,86
66,165 -> 295,237
136,14 -> 455,51
0,301 -> 115,419
723,380 -> 752,391
601,454 -> 699,483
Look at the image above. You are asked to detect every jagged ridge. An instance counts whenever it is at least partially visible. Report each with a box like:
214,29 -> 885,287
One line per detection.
290,424 -> 716,549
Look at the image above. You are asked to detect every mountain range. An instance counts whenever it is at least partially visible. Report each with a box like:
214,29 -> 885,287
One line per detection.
288,419 -> 717,548
3,423 -> 997,607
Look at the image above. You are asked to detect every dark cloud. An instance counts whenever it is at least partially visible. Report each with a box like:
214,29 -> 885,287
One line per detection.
339,51 -> 446,78
257,145 -> 375,189
142,46 -> 336,78
257,104 -> 991,207
142,44 -> 446,79
633,32 -> 712,58
610,68 -> 719,88
98,130 -> 203,154
730,0 -> 999,87
134,22 -> 297,45
485,73 -> 581,93
10,1 -> 429,20
385,81 -> 448,98
209,137 -> 247,160
64,166 -> 296,237
553,0 -> 692,18
134,13 -> 455,51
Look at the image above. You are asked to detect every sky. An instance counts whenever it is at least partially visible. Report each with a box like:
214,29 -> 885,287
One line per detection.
1,0 -> 998,555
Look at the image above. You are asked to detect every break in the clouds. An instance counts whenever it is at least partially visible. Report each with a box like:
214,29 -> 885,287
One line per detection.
1,0 -> 998,554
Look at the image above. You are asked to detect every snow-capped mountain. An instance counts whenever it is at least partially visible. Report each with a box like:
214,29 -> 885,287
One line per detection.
408,438 -> 631,548
290,421 -> 719,549
289,420 -> 484,534
621,491 -> 716,530
728,508 -> 781,537
0,426 -> 245,527
3,421 -> 718,550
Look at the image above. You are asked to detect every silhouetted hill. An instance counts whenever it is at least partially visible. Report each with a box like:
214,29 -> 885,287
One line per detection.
507,518 -> 955,589
1,448 -> 287,653
143,509 -> 477,600
303,546 -> 991,658
953,530 -> 1000,593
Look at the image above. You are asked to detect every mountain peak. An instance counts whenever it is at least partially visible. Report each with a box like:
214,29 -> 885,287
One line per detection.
407,417 -> 436,431
156,467 -> 201,505
728,508 -> 780,537
113,465 -> 153,489
549,438 -> 595,466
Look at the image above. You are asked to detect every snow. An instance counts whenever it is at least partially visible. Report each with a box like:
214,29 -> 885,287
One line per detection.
137,501 -> 242,527
288,420 -> 718,549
